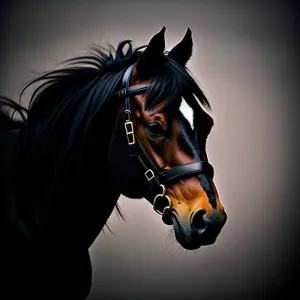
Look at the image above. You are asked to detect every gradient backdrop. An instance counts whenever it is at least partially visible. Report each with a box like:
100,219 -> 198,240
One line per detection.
0,0 -> 299,299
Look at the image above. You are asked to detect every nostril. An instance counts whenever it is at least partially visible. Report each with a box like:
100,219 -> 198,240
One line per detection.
190,208 -> 207,234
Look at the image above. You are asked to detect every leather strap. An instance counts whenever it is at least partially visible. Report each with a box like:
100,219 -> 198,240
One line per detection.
160,162 -> 214,184
114,84 -> 150,99
114,64 -> 149,104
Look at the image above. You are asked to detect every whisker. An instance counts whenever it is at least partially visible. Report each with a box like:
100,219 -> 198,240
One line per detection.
164,228 -> 177,252
102,222 -> 116,238
172,245 -> 182,256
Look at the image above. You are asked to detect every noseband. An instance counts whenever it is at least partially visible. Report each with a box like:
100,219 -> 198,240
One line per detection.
115,64 -> 214,220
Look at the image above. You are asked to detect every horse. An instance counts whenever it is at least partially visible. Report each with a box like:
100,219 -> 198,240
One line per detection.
0,27 -> 227,299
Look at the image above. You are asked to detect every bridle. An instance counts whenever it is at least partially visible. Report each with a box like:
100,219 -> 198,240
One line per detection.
114,64 -> 214,222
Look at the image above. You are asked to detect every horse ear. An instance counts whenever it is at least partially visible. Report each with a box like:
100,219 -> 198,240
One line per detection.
135,27 -> 166,79
168,28 -> 193,66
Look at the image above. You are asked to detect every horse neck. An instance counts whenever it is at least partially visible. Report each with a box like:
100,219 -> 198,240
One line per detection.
14,104 -> 121,248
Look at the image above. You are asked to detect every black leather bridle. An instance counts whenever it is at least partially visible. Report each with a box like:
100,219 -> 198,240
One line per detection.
115,64 -> 214,219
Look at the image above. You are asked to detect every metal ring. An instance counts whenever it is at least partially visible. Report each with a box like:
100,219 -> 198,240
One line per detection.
153,194 -> 172,216
159,184 -> 166,197
162,195 -> 172,215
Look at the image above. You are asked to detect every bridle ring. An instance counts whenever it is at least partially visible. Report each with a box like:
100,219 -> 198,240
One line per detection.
153,184 -> 172,216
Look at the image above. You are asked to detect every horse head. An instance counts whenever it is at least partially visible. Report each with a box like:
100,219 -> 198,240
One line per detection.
108,27 -> 227,250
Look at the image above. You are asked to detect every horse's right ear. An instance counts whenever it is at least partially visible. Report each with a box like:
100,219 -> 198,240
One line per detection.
168,28 -> 193,66
135,27 -> 166,79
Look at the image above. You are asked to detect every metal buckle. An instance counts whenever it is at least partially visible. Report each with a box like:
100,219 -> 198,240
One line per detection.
119,88 -> 127,97
124,121 -> 135,145
144,169 -> 155,181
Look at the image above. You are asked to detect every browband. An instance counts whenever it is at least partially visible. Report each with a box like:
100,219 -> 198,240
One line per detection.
114,84 -> 150,98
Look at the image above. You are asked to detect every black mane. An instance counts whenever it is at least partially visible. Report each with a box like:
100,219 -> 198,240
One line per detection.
1,40 -> 210,127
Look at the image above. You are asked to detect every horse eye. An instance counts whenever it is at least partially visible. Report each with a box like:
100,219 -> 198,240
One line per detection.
145,122 -> 165,138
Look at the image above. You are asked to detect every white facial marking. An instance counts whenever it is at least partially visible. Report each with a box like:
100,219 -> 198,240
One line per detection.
179,98 -> 194,129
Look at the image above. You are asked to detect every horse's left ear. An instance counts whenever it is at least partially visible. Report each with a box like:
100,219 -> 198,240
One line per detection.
168,28 -> 193,66
135,27 -> 166,79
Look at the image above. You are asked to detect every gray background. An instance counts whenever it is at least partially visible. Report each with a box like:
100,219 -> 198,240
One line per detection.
1,0 -> 299,299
